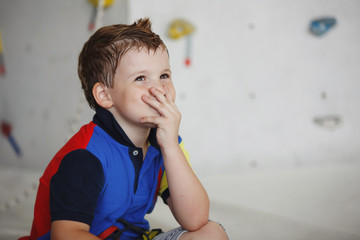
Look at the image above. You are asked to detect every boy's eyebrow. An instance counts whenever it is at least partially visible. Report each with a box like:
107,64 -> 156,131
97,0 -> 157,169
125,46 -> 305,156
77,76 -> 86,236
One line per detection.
126,70 -> 147,79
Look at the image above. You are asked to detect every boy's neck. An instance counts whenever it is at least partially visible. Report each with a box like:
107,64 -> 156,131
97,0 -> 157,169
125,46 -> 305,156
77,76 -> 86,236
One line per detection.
106,107 -> 151,156
126,126 -> 151,148
122,125 -> 150,159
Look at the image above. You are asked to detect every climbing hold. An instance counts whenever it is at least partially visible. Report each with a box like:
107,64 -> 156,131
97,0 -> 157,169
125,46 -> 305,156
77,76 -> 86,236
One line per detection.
310,17 -> 337,36
88,0 -> 114,7
313,114 -> 342,130
168,19 -> 195,67
87,0 -> 114,31
168,19 -> 195,40
1,121 -> 22,156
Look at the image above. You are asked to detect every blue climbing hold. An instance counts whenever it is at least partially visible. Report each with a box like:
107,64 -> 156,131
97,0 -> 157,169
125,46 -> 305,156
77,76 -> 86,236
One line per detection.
310,17 -> 337,36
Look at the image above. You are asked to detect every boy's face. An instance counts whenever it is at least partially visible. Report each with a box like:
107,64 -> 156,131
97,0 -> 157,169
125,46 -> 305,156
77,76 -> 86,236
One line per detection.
107,47 -> 176,129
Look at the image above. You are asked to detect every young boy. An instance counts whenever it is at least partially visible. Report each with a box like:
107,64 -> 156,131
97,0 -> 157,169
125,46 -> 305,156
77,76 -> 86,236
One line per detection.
20,18 -> 227,240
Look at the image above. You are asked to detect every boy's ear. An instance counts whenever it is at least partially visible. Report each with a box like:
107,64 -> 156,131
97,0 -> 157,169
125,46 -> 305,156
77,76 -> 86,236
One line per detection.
92,82 -> 113,109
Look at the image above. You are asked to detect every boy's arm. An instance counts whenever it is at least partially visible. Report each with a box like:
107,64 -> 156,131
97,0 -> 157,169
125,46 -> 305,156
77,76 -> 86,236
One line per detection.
49,150 -> 105,239
141,87 -> 209,231
162,145 -> 209,231
51,220 -> 100,240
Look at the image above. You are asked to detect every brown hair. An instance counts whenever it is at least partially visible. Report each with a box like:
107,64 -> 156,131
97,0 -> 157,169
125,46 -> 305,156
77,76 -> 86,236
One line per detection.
78,18 -> 167,110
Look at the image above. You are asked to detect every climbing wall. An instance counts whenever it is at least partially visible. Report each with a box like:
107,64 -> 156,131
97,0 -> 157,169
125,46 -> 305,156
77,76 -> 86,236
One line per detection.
129,0 -> 360,173
0,0 -> 128,170
0,0 -> 360,174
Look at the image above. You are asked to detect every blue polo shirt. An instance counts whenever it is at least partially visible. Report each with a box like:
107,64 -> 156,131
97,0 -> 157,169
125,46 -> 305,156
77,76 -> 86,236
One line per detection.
23,106 -> 189,240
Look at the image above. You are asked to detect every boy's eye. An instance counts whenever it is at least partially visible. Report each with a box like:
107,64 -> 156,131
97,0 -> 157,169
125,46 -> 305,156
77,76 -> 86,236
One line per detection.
160,74 -> 169,79
135,76 -> 145,81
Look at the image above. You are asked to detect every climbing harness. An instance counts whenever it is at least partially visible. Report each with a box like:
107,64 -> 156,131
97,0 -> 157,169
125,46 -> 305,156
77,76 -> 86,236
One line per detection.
98,218 -> 163,240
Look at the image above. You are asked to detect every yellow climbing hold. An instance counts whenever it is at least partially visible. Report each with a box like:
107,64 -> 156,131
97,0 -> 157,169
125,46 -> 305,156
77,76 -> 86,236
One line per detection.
88,0 -> 114,8
168,19 -> 195,39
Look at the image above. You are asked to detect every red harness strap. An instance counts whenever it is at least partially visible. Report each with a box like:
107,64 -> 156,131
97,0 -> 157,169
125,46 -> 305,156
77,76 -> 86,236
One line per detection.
98,225 -> 119,239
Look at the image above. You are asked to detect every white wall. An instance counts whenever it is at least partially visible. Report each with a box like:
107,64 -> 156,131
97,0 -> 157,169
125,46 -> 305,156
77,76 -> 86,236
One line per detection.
129,0 -> 360,173
0,0 -> 360,174
0,0 -> 128,170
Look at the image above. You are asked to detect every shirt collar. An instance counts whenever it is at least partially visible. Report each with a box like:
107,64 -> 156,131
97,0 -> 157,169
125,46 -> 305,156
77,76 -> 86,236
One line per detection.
93,106 -> 160,149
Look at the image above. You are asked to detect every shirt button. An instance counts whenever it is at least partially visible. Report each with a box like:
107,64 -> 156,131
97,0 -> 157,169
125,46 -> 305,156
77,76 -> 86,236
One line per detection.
133,150 -> 139,156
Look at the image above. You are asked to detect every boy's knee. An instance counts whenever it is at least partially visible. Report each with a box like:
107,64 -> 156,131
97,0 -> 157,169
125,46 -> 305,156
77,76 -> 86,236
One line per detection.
206,221 -> 228,240
186,220 -> 227,240
180,220 -> 228,240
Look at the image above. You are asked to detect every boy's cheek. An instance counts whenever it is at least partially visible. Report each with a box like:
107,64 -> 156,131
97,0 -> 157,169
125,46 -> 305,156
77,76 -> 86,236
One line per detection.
170,89 -> 176,101
168,84 -> 176,100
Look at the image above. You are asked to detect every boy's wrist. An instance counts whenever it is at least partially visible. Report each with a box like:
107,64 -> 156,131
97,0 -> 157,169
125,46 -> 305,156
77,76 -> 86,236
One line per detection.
160,142 -> 181,154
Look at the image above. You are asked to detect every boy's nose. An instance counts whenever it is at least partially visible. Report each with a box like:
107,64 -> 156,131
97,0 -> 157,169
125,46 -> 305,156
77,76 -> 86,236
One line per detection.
150,81 -> 165,94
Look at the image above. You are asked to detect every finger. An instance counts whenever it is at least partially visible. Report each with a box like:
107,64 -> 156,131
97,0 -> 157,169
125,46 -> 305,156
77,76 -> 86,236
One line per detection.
150,87 -> 168,103
139,116 -> 160,125
163,85 -> 174,102
142,95 -> 167,116
163,85 -> 180,115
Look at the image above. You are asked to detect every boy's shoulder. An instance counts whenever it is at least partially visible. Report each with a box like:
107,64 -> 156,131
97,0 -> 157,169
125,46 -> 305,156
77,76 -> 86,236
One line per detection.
41,122 -> 98,181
